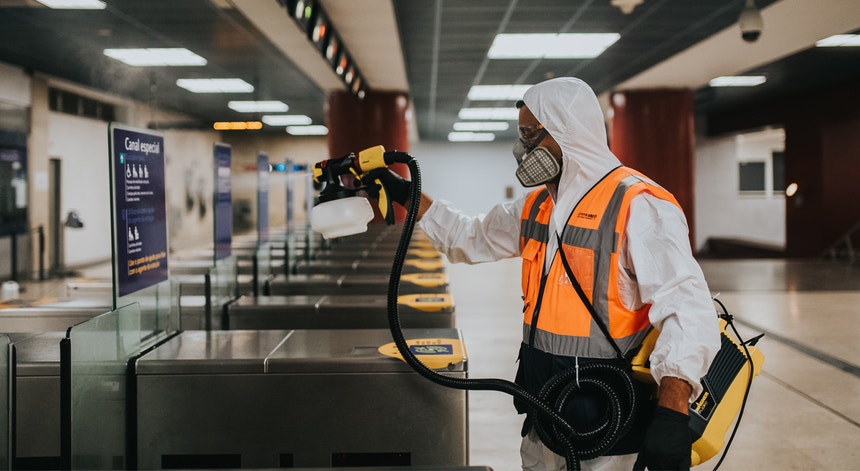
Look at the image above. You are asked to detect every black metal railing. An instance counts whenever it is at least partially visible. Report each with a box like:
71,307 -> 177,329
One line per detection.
0,226 -> 45,281
822,219 -> 860,263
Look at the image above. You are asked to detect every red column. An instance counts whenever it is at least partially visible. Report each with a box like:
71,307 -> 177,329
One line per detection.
609,89 -> 696,246
327,90 -> 411,221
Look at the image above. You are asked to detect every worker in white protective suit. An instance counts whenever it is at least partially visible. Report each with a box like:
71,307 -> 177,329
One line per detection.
377,77 -> 720,471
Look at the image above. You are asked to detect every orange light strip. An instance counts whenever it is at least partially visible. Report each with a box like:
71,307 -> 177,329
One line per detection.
213,121 -> 263,131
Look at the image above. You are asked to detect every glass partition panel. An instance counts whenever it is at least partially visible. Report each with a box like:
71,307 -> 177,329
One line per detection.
254,243 -> 271,296
67,303 -> 149,469
0,334 -> 10,470
210,255 -> 237,301
207,255 -> 237,329
116,279 -> 179,346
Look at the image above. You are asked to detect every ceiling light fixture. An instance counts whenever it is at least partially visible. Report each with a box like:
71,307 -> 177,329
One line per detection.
709,76 -> 767,87
448,132 -> 496,142
103,48 -> 207,66
488,33 -> 620,59
36,0 -> 106,9
261,115 -> 313,126
213,121 -> 263,131
458,108 -> 520,120
467,85 -> 533,101
176,78 -> 254,93
816,34 -> 860,47
287,125 -> 328,136
228,101 -> 289,113
453,122 -> 510,132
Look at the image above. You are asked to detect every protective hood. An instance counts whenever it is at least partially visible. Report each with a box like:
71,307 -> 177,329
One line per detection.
522,77 -> 621,237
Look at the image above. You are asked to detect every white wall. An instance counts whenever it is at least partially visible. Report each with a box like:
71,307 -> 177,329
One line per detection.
47,113 -> 224,266
694,128 -> 786,252
410,140 -> 525,216
47,113 -> 111,267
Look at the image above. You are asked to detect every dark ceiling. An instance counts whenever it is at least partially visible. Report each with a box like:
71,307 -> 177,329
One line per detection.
0,0 -> 858,142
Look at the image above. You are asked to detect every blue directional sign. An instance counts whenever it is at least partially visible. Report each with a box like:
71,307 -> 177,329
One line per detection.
214,143 -> 232,260
109,124 -> 168,298
257,152 -> 269,244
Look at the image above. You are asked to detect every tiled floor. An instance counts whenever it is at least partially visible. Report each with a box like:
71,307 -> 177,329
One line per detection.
449,258 -> 860,471
9,255 -> 860,470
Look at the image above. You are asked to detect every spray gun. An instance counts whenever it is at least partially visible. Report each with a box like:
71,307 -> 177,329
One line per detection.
310,145 -> 413,239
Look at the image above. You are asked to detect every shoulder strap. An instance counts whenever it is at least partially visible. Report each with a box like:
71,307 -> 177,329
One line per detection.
556,233 -> 626,361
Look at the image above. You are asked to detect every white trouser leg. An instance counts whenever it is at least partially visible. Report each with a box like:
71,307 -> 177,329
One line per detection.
521,429 -> 638,471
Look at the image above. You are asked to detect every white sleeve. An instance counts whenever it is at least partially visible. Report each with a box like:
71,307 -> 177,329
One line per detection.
625,194 -> 721,401
417,197 -> 524,264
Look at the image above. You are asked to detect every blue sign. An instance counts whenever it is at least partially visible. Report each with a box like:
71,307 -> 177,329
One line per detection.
214,143 -> 232,260
109,124 -> 168,298
257,152 -> 269,244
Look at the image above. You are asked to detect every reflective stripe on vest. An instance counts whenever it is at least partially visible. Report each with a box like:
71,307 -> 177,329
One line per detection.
519,166 -> 680,358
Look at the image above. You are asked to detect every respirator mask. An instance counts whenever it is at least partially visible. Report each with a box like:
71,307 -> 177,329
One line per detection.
512,126 -> 561,187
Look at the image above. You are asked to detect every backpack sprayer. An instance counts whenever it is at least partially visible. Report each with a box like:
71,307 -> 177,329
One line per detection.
310,145 -> 764,471
631,301 -> 765,468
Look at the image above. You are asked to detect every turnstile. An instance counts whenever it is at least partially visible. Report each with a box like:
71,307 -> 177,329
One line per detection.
265,272 -> 449,296
11,331 -> 64,469
292,257 -> 445,276
225,293 -> 455,330
0,303 -> 109,333
135,328 -> 469,469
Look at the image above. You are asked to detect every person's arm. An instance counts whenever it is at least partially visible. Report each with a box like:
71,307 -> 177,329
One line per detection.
657,376 -> 693,414
417,195 -> 525,264
625,195 -> 720,399
624,194 -> 720,470
413,192 -> 434,221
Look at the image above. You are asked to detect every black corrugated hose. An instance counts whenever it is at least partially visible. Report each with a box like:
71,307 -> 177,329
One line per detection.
381,152 -> 639,471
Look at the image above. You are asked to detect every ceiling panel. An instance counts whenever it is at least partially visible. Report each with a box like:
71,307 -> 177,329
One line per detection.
0,0 -> 857,143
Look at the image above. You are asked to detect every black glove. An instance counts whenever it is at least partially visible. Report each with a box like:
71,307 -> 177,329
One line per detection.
640,405 -> 691,471
362,168 -> 412,207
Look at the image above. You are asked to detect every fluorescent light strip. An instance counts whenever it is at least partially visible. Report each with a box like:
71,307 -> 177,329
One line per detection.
287,125 -> 328,136
176,79 -> 254,93
228,101 -> 289,113
468,85 -> 533,101
709,76 -> 767,87
458,108 -> 519,120
36,0 -> 106,9
448,132 -> 496,142
103,48 -> 207,66
816,34 -> 860,47
453,122 -> 510,132
262,115 -> 313,126
488,33 -> 620,59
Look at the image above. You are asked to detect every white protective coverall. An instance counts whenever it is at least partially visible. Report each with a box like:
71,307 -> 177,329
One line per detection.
418,77 -> 720,470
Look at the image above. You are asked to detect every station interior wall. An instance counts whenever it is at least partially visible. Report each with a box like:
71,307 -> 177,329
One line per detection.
1,60 -> 799,270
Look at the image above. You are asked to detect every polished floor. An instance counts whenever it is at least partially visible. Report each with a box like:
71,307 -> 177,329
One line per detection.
451,257 -> 860,471
9,256 -> 860,470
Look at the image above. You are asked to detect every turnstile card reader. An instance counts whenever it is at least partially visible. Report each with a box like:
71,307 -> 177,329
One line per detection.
292,257 -> 445,276
265,272 -> 449,296
226,293 -> 455,330
135,328 -> 468,469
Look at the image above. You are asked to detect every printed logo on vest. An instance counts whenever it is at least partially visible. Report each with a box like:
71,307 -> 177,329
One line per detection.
577,212 -> 598,220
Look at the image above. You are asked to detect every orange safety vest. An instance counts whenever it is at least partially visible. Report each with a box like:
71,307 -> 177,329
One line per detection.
519,166 -> 681,359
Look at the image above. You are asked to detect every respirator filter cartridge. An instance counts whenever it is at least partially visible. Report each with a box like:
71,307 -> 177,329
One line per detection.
515,147 -> 561,187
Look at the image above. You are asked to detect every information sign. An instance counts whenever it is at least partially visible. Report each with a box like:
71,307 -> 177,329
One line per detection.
257,152 -> 269,244
109,124 -> 168,298
214,143 -> 232,260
